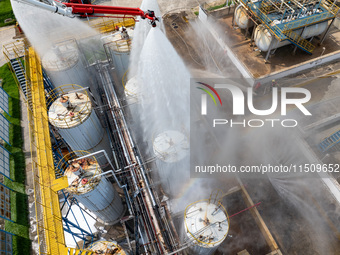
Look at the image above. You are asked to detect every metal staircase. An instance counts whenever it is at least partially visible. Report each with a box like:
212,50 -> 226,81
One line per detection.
9,59 -> 27,95
260,0 -> 276,14
318,130 -> 340,153
284,29 -> 315,54
238,0 -> 339,54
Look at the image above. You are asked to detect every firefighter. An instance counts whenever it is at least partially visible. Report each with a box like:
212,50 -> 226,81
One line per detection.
120,26 -> 129,40
271,79 -> 277,88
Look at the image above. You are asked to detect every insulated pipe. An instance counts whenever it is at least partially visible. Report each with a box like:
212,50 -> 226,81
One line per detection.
104,67 -> 167,253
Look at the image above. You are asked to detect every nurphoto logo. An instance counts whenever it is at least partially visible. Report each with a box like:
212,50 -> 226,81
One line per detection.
196,81 -> 312,128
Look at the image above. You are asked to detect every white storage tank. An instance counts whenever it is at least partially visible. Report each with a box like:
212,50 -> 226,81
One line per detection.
183,200 -> 229,255
234,5 -> 252,29
153,130 -> 189,163
48,85 -> 114,166
254,21 -> 328,52
124,76 -> 140,105
102,27 -> 134,86
42,40 -> 90,88
152,130 -> 190,196
88,240 -> 128,254
64,154 -> 124,224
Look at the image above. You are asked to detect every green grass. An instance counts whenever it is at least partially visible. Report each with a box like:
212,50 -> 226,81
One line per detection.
195,1 -> 233,15
207,2 -> 228,11
0,0 -> 16,27
0,63 -> 30,255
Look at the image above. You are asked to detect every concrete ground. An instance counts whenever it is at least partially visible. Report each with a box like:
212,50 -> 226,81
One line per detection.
0,25 -> 16,66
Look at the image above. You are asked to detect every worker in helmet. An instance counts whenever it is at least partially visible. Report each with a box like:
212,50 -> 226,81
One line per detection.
120,26 -> 129,40
271,79 -> 278,88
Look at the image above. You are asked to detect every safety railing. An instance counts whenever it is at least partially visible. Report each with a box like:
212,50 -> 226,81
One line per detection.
239,0 -> 286,40
26,47 -> 66,254
3,40 -> 27,95
184,198 -> 230,247
46,84 -> 93,128
239,0 -> 321,53
321,0 -> 340,15
58,151 -> 102,195
110,38 -> 132,53
260,0 -> 277,14
3,40 -> 25,61
284,29 -> 315,53
283,11 -> 334,31
4,39 -> 98,254
27,47 -> 96,255
89,17 -> 135,34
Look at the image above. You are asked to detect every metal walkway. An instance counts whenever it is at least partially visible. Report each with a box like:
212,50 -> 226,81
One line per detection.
27,47 -> 93,255
239,0 -> 339,54
318,130 -> 340,153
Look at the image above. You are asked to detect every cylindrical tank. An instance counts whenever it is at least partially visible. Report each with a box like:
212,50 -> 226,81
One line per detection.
254,21 -> 328,52
153,130 -> 190,196
153,130 -> 189,163
41,40 -> 90,88
124,76 -> 140,105
63,154 -> 124,224
234,5 -> 252,29
102,27 -> 134,86
48,85 -> 114,166
183,200 -> 229,255
88,240 -> 128,254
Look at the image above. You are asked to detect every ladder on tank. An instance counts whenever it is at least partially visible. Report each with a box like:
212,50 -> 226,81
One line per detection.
318,130 -> 340,153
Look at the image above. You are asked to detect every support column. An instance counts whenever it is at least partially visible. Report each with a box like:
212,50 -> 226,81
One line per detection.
232,4 -> 238,28
250,24 -> 257,47
265,38 -> 274,62
293,26 -> 305,55
320,18 -> 335,45
245,17 -> 251,38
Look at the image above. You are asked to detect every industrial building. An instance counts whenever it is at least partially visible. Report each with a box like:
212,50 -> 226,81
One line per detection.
0,0 -> 340,254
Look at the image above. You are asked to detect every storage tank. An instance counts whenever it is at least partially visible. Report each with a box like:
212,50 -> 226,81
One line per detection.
234,5 -> 252,29
183,200 -> 229,255
124,76 -> 140,105
153,130 -> 189,163
254,21 -> 328,52
63,153 -> 124,224
48,84 -> 114,167
152,130 -> 190,196
102,27 -> 134,86
42,40 -> 90,88
88,240 -> 128,254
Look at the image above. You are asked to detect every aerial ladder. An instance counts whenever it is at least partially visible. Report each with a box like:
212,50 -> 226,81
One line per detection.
16,0 -> 160,26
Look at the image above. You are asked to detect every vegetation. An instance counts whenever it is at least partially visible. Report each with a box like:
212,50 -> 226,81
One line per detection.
0,63 -> 30,255
207,3 -> 228,11
194,1 -> 234,15
0,0 -> 16,27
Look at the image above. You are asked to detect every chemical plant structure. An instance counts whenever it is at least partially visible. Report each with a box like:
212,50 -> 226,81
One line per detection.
2,0 -> 340,254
